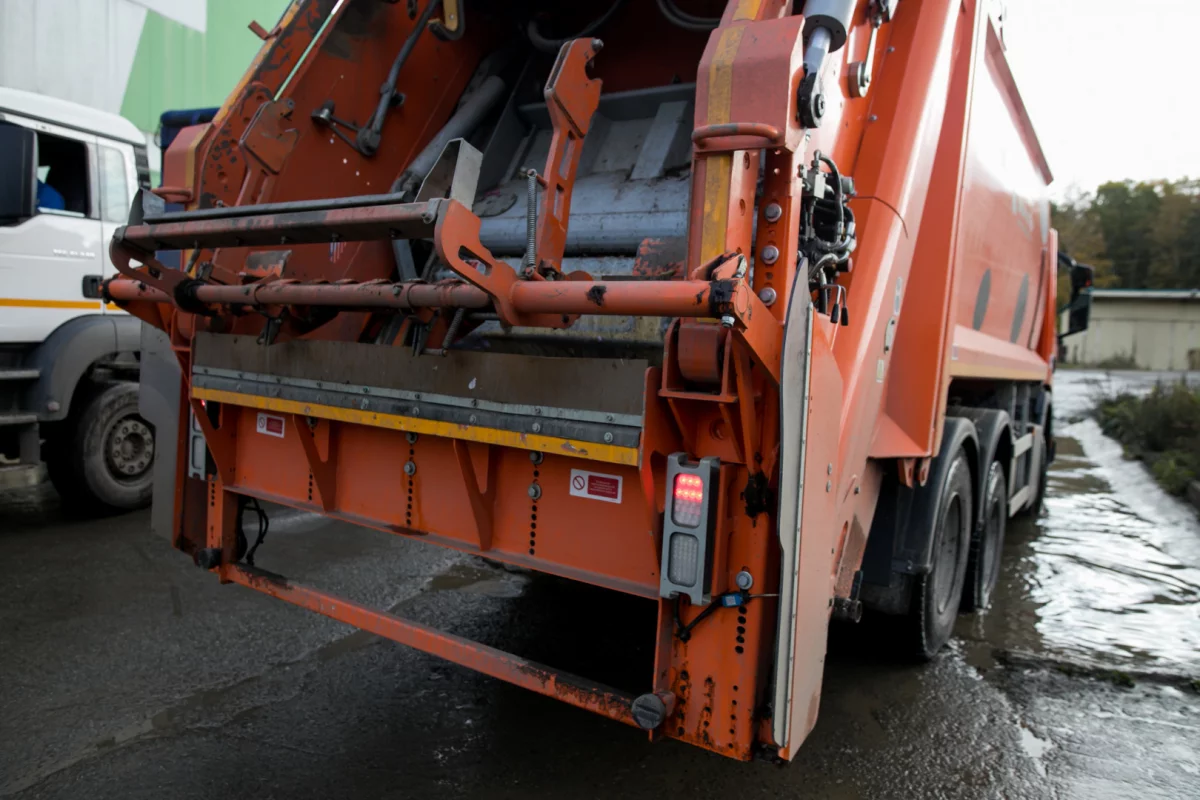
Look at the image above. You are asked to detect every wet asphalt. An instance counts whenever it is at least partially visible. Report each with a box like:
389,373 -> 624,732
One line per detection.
2,370 -> 1199,799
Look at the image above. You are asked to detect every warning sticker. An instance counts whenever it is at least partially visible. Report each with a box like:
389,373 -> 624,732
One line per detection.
569,469 -> 623,504
256,412 -> 286,438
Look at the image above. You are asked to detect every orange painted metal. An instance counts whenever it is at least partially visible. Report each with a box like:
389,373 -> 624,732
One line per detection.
535,38 -> 603,277
221,564 -> 643,728
124,0 -> 1060,764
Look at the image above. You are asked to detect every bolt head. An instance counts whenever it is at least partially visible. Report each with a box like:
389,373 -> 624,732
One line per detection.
735,570 -> 754,591
530,451 -> 543,464
528,483 -> 542,500
720,315 -> 736,329
761,244 -> 780,265
603,432 -> 614,444
406,431 -> 418,444
404,461 -> 416,476
46,400 -> 60,413
759,287 -> 777,307
764,202 -> 783,223
531,422 -> 542,433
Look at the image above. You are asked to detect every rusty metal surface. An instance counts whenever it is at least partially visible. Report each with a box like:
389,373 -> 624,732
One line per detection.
193,333 -> 650,417
118,200 -> 441,250
222,564 -> 641,729
535,39 -> 604,276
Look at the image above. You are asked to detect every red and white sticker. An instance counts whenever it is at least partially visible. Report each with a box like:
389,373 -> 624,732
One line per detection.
569,469 -> 623,504
256,412 -> 286,438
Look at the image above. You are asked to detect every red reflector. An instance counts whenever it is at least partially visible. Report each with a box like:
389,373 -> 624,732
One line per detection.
672,473 -> 705,528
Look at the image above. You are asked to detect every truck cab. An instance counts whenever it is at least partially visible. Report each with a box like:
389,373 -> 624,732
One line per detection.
0,86 -> 154,511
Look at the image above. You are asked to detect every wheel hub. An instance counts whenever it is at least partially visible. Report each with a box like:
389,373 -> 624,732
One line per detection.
933,496 -> 963,615
107,416 -> 154,479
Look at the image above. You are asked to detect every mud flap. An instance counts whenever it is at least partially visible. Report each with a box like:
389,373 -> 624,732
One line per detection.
771,284 -> 844,757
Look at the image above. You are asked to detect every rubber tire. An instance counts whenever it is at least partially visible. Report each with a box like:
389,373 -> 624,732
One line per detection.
45,382 -> 154,514
1018,404 -> 1052,518
909,451 -> 973,660
962,460 -> 1006,611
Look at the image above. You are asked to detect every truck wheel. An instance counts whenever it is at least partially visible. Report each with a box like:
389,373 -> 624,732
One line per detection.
962,460 -> 1006,611
46,382 -> 154,513
1017,405 -> 1052,518
910,450 -> 973,660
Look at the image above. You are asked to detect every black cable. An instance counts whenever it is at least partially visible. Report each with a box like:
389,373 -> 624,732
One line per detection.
656,0 -> 721,31
526,0 -> 627,54
360,0 -> 443,153
244,498 -> 270,567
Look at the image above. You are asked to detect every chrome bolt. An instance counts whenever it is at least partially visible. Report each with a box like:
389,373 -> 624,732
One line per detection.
469,414 -> 477,424
410,406 -> 420,416
404,461 -> 416,476
735,570 -> 754,591
764,202 -> 782,223
531,422 -> 542,433
530,451 -> 543,464
720,315 -> 735,329
760,244 -> 780,265
826,480 -> 832,492
406,432 -> 418,444
528,483 -> 542,500
46,400 -> 60,413
603,432 -> 614,444
759,287 -> 777,307
827,463 -> 833,474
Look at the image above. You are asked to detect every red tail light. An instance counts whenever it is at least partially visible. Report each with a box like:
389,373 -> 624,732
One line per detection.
672,473 -> 705,528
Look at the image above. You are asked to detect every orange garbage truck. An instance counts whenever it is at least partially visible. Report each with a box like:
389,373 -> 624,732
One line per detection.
107,0 -> 1078,761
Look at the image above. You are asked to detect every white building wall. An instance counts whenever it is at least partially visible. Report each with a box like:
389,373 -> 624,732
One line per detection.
0,0 -> 203,114
1061,298 -> 1200,370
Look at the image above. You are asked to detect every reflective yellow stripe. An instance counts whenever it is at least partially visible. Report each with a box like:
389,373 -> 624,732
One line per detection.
699,26 -> 743,263
0,298 -> 100,309
192,387 -> 640,467
732,0 -> 763,21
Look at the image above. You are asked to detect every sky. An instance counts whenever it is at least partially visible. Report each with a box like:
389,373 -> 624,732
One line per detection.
1002,0 -> 1199,197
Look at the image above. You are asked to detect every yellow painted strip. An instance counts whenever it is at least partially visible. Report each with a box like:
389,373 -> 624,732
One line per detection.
947,362 -> 1048,382
700,154 -> 733,264
732,0 -> 763,21
193,387 -> 640,467
699,26 -> 744,264
0,298 -> 100,310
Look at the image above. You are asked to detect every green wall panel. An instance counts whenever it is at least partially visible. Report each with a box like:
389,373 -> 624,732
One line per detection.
121,0 -> 292,132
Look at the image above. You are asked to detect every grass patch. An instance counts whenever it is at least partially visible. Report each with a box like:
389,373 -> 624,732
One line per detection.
1094,382 -> 1200,496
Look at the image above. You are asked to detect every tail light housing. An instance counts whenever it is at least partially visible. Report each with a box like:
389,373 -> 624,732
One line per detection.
659,453 -> 720,604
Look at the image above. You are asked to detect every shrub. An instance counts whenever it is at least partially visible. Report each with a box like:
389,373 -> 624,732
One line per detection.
1094,381 -> 1200,496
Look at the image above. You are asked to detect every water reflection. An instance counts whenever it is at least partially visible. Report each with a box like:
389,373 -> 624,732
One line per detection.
966,371 -> 1200,673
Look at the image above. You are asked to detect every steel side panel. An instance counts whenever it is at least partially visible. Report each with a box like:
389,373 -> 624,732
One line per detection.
775,319 -> 842,756
772,289 -> 811,749
951,18 -> 1053,355
193,333 -> 648,418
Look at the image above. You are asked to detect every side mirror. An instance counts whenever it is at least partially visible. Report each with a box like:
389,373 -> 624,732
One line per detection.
0,123 -> 36,222
1066,262 -> 1093,336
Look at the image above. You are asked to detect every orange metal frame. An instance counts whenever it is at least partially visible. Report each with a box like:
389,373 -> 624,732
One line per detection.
106,0 -> 1056,762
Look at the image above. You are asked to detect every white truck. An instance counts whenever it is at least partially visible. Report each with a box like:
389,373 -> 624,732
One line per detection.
0,87 -> 153,511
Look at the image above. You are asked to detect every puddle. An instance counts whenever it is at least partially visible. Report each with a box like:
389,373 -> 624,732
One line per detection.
965,371 -> 1200,675
427,560 -> 529,599
1017,723 -> 1054,776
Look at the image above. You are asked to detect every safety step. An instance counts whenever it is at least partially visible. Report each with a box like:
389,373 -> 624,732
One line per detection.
0,413 -> 38,427
0,368 -> 40,381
